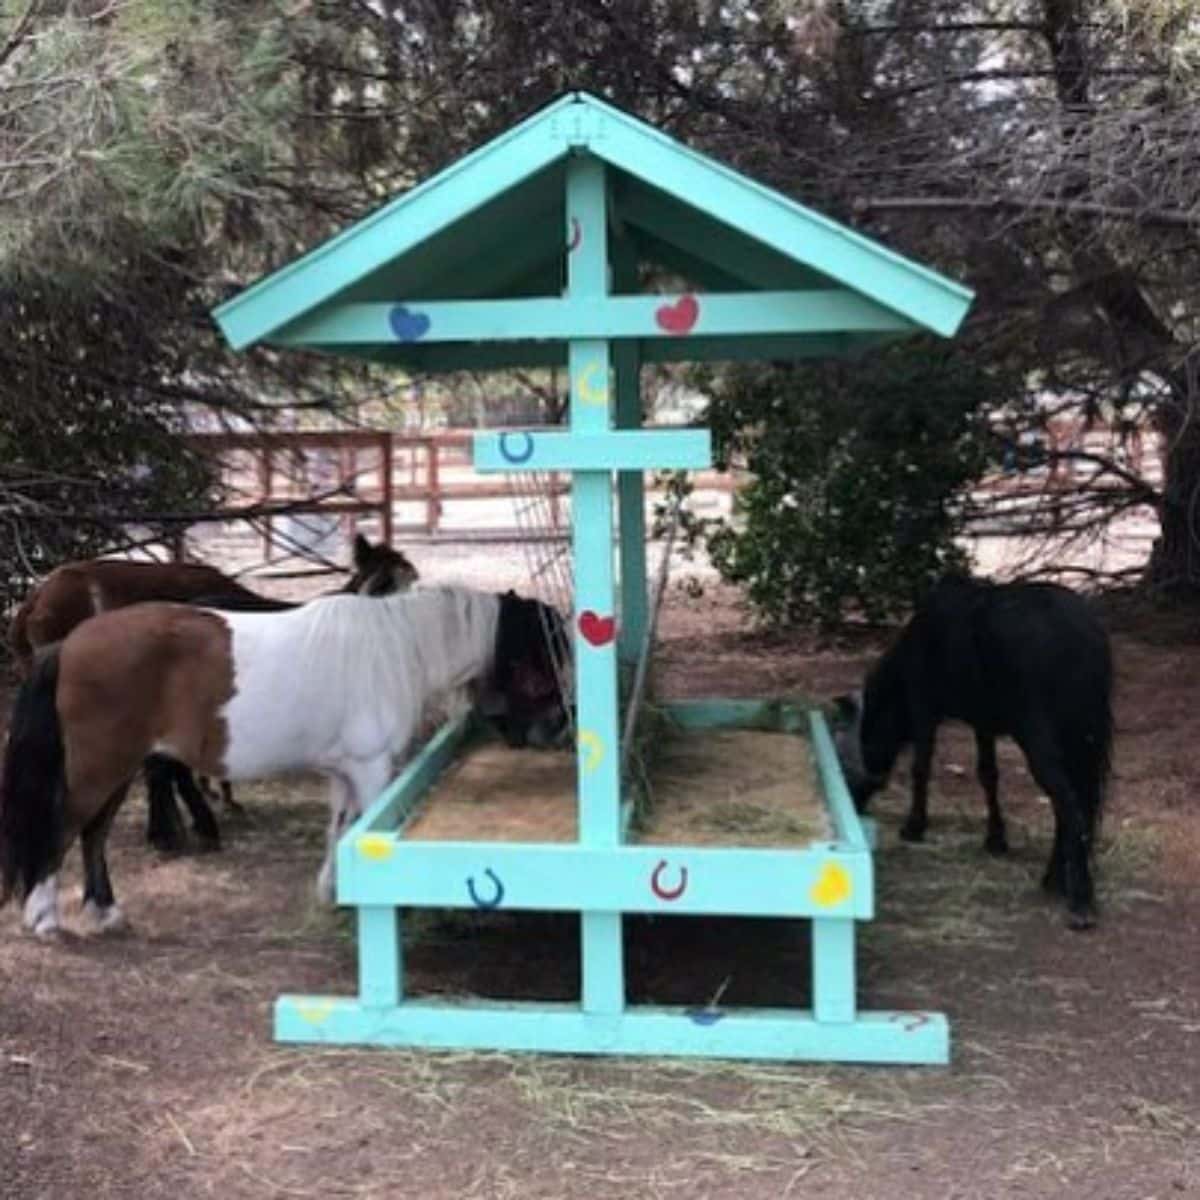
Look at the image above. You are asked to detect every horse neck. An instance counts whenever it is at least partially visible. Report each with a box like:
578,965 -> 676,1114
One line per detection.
862,639 -> 911,768
362,588 -> 499,700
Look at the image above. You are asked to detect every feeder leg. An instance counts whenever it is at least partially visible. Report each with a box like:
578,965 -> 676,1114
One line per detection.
582,912 -> 625,1015
811,917 -> 856,1024
358,906 -> 404,1008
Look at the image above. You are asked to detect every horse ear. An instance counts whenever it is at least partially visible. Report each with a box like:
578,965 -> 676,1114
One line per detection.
353,533 -> 370,566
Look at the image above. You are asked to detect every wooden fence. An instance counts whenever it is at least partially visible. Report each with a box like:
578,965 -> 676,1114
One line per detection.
189,429 -> 734,554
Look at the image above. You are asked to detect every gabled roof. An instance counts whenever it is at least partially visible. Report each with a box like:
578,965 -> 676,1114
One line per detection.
212,92 -> 972,370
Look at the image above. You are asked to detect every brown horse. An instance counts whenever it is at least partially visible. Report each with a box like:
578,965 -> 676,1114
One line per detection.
0,586 -> 568,936
8,534 -> 419,851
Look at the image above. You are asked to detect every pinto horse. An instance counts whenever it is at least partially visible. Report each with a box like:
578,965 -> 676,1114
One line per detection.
832,575 -> 1113,929
8,534 -> 418,852
0,586 -> 568,937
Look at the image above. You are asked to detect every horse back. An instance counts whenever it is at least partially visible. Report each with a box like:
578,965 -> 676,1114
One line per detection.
916,577 -> 1111,736
57,603 -> 238,783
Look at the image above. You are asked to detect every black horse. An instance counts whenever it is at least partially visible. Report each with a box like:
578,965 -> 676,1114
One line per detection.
832,574 -> 1113,929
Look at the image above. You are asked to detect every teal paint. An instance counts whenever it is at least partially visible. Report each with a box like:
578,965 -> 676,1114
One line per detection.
271,290 -> 916,346
208,90 -> 969,1066
567,155 -> 627,1017
812,918 -> 857,1024
358,907 -> 404,1008
274,997 -> 950,1065
475,429 -> 711,473
335,839 -> 872,919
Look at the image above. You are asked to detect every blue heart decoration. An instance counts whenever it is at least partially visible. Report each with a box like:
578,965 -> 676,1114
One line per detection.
685,1008 -> 726,1027
388,304 -> 431,342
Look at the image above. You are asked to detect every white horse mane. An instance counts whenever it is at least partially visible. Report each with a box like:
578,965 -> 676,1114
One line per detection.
284,585 -> 501,741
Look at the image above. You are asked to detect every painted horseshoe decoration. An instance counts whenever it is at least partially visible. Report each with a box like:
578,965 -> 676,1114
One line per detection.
498,431 -> 535,465
567,216 -> 582,253
650,859 -> 688,902
466,868 -> 505,909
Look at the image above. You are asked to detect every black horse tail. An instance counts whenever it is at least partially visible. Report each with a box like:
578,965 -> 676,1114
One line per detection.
0,647 -> 66,906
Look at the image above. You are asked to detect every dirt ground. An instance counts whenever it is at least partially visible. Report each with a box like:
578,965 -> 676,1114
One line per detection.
1,578 -> 1199,1199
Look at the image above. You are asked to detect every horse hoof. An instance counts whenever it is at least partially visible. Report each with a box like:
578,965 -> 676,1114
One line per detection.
29,919 -> 61,941
899,824 -> 926,843
1065,909 -> 1095,932
195,836 -> 222,854
984,834 -> 1009,856
82,900 -> 129,935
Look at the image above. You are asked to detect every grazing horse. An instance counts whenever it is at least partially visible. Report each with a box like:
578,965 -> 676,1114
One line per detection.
0,586 -> 568,937
142,534 -> 419,849
8,534 -> 418,852
831,575 -> 1113,929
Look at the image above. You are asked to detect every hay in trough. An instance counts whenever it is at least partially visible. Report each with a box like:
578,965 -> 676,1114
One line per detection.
403,727 -> 828,847
404,740 -> 578,842
638,729 -> 829,846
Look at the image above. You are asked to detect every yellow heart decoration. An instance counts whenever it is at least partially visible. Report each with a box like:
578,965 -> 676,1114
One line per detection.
357,834 -> 395,862
809,862 -> 852,909
294,999 -> 335,1026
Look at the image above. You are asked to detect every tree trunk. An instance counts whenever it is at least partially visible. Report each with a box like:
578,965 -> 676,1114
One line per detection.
1147,366 -> 1200,594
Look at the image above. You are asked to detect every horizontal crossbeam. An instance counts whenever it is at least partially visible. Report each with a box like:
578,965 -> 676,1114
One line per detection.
273,290 -> 915,347
335,838 -> 873,918
275,997 -> 949,1064
472,429 -> 712,473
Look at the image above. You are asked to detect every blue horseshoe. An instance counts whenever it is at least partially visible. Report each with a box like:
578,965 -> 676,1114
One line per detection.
467,868 -> 505,909
499,431 -> 535,465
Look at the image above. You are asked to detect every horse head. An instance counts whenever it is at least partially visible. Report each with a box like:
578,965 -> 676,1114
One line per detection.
830,689 -> 896,812
486,591 -> 572,749
344,534 -> 419,597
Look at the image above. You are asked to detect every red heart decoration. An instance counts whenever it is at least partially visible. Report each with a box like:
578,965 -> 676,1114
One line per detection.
578,610 -> 616,647
655,294 -> 699,335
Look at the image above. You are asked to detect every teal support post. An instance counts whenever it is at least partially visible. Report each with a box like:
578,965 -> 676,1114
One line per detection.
357,906 -> 403,1008
812,917 -> 856,1023
568,153 -> 625,1016
613,236 -> 647,666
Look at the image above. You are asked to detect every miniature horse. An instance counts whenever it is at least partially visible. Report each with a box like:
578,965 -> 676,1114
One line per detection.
832,575 -> 1113,929
8,534 -> 418,851
0,586 -> 568,937
142,534 -> 419,850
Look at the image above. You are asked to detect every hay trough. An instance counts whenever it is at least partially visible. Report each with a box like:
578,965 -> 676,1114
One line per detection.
404,726 -> 830,849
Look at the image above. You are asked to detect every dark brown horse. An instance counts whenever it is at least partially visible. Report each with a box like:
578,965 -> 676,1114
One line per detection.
0,587 -> 568,936
8,534 -> 418,851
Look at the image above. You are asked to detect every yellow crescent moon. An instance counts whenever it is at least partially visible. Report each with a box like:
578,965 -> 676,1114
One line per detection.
578,729 -> 605,774
577,361 -> 608,407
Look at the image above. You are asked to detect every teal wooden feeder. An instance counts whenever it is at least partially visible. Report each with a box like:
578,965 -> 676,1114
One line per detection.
213,92 -> 973,1065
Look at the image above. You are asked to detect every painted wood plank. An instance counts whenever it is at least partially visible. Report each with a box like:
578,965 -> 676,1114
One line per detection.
663,698 -> 808,733
577,93 -> 974,337
343,331 -> 901,372
275,996 -> 950,1064
812,917 -> 856,1023
214,112 -> 571,350
336,841 -> 873,919
271,291 -> 917,347
357,907 -> 404,1007
809,710 -> 870,851
473,429 -> 711,473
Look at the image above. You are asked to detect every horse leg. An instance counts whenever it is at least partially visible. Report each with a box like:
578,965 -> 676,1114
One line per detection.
975,730 -> 1008,855
900,724 -> 937,843
201,776 -> 246,818
315,757 -> 392,905
80,785 -> 131,934
1020,731 -> 1095,930
144,755 -> 187,854
168,763 -> 221,851
23,875 -> 61,939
